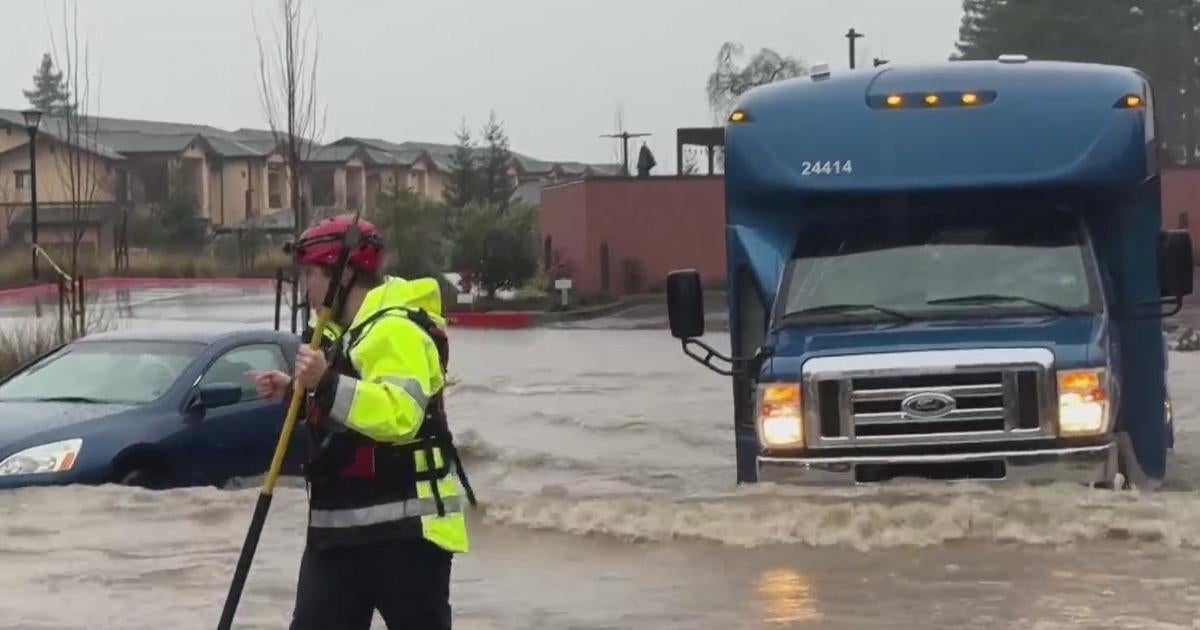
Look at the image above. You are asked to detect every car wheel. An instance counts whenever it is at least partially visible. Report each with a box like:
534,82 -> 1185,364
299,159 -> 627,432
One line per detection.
118,467 -> 167,490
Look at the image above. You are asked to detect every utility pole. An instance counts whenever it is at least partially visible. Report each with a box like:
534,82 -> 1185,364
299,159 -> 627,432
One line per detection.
599,131 -> 652,177
846,28 -> 865,69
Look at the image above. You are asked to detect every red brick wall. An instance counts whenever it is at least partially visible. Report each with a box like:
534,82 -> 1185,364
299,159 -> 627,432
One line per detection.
539,177 -> 726,296
1162,167 -> 1200,245
538,179 -> 589,283
541,169 -> 1199,299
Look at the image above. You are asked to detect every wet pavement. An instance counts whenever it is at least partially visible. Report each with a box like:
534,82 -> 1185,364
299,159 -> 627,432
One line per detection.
1,282 -> 1199,629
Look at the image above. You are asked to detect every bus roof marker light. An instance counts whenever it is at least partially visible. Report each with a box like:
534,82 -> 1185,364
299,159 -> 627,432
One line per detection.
886,95 -> 903,108
924,94 -> 941,106
729,110 -> 749,123
962,92 -> 980,106
1119,94 -> 1144,109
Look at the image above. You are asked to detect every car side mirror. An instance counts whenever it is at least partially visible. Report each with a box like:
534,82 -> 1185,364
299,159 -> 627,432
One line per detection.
194,382 -> 243,410
1159,230 -> 1194,298
667,269 -> 705,340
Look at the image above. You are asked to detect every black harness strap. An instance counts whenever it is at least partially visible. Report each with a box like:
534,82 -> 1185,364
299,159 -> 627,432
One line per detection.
340,306 -> 477,516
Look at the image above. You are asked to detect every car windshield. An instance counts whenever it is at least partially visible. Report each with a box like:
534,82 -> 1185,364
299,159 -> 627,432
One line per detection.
0,340 -> 205,405
778,204 -> 1101,325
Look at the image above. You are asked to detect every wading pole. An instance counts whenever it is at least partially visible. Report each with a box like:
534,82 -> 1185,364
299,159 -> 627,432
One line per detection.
217,218 -> 362,630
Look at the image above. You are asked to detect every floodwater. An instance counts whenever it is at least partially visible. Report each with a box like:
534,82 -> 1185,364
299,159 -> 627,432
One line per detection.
2,283 -> 1200,629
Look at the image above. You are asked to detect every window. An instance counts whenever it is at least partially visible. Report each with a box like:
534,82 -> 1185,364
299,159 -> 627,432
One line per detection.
199,344 -> 288,402
0,341 -> 204,404
777,200 -> 1102,324
15,170 -> 30,190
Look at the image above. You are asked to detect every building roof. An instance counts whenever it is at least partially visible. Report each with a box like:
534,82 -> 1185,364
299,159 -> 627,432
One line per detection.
70,114 -> 237,139
204,136 -> 269,159
92,131 -> 200,155
512,179 -> 544,206
0,109 -> 127,161
330,135 -> 617,178
231,128 -> 323,158
1,107 -> 619,174
306,143 -> 361,164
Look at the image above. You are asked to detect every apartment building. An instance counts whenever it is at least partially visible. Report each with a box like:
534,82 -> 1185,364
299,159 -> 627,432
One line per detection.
0,108 -> 617,258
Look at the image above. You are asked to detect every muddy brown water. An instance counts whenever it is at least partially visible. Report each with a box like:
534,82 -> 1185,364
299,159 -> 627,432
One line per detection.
1,284 -> 1200,629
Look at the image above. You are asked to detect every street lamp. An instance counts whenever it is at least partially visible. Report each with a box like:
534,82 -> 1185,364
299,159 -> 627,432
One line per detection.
21,108 -> 43,281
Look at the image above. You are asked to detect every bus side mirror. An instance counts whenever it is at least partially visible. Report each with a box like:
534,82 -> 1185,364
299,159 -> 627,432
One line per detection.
1159,230 -> 1194,298
667,269 -> 705,339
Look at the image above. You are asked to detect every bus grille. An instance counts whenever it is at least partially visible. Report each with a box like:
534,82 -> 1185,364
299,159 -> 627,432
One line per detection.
801,349 -> 1055,448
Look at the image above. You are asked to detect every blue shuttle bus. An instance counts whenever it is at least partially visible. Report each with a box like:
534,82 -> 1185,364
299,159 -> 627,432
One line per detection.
667,56 -> 1194,489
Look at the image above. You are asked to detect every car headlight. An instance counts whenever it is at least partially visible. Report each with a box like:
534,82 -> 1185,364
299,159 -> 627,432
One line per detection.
1057,370 -> 1109,437
757,383 -> 804,447
0,439 -> 82,476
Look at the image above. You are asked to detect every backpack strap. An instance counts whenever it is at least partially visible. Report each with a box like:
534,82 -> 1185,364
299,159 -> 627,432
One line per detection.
341,306 -> 476,513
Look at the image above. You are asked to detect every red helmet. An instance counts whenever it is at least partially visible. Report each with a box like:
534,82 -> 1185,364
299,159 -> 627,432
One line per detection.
288,214 -> 384,273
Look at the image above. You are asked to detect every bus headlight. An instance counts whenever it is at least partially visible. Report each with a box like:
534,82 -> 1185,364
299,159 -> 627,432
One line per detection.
1057,370 -> 1109,436
757,384 -> 804,447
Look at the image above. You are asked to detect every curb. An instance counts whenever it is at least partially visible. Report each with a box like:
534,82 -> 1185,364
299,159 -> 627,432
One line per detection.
529,297 -> 641,325
446,311 -> 533,329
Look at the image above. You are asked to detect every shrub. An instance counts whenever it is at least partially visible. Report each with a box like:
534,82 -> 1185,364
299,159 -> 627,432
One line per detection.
449,204 -> 538,298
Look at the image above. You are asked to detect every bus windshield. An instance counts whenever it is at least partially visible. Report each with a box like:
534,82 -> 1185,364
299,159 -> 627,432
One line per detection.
776,203 -> 1103,325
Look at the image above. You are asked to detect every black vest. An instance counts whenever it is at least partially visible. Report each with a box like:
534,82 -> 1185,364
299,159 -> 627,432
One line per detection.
301,308 -> 476,549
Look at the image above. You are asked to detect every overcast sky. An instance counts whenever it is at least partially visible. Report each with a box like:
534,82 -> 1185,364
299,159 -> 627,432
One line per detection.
2,0 -> 964,172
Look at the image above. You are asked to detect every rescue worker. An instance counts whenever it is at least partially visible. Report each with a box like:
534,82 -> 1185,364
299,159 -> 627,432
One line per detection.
252,214 -> 474,630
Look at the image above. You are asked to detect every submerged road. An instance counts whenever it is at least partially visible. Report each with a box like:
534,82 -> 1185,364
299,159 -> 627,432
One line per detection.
1,283 -> 1200,628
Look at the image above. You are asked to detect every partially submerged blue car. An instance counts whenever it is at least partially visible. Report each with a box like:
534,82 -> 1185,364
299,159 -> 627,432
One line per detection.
0,328 -> 305,490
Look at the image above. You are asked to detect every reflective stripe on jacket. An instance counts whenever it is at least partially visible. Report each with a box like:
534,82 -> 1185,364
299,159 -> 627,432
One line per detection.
304,276 -> 469,554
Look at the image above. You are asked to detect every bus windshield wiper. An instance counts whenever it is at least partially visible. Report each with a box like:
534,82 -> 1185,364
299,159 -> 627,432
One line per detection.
27,396 -> 106,404
926,294 -> 1074,316
781,303 -> 915,323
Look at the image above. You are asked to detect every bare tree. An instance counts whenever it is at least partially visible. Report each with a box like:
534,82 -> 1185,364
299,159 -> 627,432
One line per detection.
48,0 -> 108,277
254,0 -> 327,237
706,42 -> 808,121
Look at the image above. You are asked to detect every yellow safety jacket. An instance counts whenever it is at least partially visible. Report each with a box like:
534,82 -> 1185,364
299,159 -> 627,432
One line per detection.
302,276 -> 473,553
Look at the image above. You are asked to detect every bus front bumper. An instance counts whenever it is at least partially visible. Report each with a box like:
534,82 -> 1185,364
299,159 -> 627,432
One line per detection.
757,442 -> 1118,486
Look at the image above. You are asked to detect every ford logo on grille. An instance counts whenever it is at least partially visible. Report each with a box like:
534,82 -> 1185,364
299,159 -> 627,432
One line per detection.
900,392 -> 957,419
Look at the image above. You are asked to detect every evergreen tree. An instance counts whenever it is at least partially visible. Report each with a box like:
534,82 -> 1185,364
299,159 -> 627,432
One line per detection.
478,111 -> 516,211
450,202 -> 537,297
23,53 -> 73,115
951,0 -> 1200,164
442,120 -> 478,208
953,0 -> 1138,64
371,186 -> 447,278
951,0 -> 1006,60
153,165 -> 207,251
